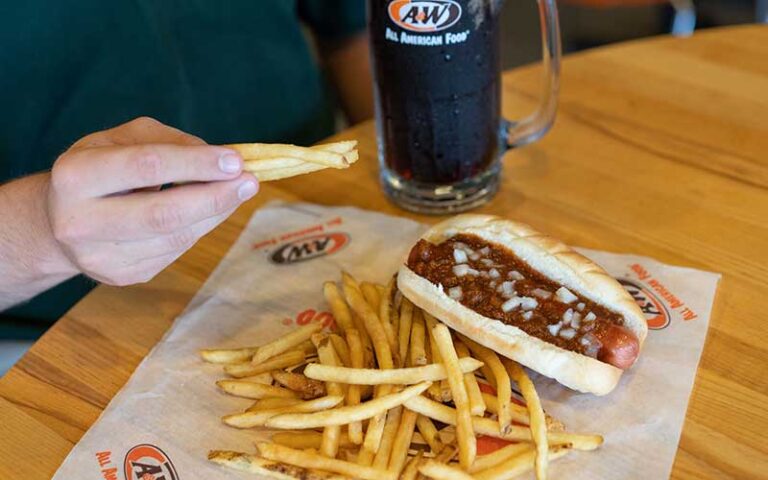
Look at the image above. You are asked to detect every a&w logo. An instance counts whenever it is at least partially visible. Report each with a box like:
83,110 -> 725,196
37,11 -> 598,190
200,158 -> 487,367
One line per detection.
618,278 -> 670,330
270,232 -> 349,265
388,0 -> 462,32
123,444 -> 178,480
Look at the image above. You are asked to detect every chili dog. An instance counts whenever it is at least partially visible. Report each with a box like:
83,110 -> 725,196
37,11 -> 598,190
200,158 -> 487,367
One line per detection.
397,215 -> 647,396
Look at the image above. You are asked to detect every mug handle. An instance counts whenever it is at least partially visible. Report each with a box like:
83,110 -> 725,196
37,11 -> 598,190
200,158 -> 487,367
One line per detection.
505,0 -> 562,148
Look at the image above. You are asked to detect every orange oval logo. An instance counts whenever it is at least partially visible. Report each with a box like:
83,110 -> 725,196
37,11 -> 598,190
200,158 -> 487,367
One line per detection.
124,444 -> 178,480
388,0 -> 462,32
618,278 -> 670,329
270,232 -> 349,265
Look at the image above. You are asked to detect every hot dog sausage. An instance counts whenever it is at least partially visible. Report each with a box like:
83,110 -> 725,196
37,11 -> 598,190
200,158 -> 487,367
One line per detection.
595,324 -> 640,370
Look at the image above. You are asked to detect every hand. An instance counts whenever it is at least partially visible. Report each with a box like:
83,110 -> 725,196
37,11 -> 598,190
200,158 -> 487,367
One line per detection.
47,117 -> 259,286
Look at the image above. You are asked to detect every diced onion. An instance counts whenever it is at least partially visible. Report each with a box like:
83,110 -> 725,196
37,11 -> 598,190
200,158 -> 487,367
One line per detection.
500,281 -> 516,298
576,302 -> 585,312
509,270 -> 524,280
584,312 -> 597,322
531,288 -> 551,299
479,247 -> 491,255
547,323 -> 562,336
453,264 -> 479,277
555,287 -> 578,304
453,248 -> 468,264
501,297 -> 522,312
489,268 -> 500,279
480,258 -> 495,266
571,312 -> 582,329
448,286 -> 463,300
559,328 -> 577,340
522,311 -> 533,321
562,308 -> 574,324
520,297 -> 538,311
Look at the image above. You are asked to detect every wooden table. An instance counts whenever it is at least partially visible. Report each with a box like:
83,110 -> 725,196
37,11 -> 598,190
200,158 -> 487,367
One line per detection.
1,24 -> 767,480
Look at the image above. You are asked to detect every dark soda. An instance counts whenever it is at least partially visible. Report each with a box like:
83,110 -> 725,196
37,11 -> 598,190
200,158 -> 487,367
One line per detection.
369,0 -> 503,185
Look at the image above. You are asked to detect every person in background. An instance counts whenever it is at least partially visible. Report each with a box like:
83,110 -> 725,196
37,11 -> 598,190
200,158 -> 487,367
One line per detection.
0,0 -> 373,368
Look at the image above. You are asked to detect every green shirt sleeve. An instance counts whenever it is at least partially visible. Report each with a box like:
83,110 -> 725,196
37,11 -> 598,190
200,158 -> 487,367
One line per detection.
298,0 -> 367,41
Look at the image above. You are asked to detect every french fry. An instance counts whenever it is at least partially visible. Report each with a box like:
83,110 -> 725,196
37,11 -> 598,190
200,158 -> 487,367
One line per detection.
479,364 -> 497,390
240,157 -> 306,171
200,346 -> 258,364
422,313 -> 448,401
372,406 -> 403,469
504,359 -> 548,480
378,280 -> 398,359
224,395 -> 344,428
341,272 -> 396,455
418,460 -> 476,480
208,450 -> 348,480
239,371 -> 275,386
436,446 -> 459,463
360,282 -> 381,310
387,408 -> 418,475
323,282 -> 355,333
271,371 -> 326,399
328,334 -> 352,367
312,140 -> 358,155
409,310 -> 428,366
256,443 -> 396,480
398,298 -> 414,367
459,334 -> 512,434
454,341 -> 486,417
247,162 -> 328,181
468,443 -> 530,473
265,382 -> 431,429
271,432 -> 355,451
345,329 -> 364,445
252,323 -> 323,365
228,143 -> 348,168
247,397 -> 303,412
473,446 -> 570,480
315,336 -> 345,458
431,323 -> 475,469
341,273 -> 394,370
403,395 -> 603,451
359,389 -> 387,465
304,358 -> 483,385
480,393 -> 530,425
401,451 -> 424,480
217,380 -> 299,400
225,350 -> 306,378
416,415 -> 445,455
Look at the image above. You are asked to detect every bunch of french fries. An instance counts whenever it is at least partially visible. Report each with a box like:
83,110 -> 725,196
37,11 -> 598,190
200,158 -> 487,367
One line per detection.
226,140 -> 359,182
203,272 -> 603,480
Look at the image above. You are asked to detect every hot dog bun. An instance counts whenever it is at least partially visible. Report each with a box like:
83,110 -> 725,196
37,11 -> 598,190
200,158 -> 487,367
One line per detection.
397,215 -> 647,396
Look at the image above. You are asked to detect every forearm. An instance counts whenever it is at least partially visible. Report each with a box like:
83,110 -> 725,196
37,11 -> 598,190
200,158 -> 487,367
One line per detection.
0,173 -> 77,310
322,33 -> 375,124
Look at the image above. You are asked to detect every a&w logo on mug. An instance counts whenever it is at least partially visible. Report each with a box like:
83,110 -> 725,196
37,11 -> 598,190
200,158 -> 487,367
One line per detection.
388,0 -> 462,32
123,444 -> 178,480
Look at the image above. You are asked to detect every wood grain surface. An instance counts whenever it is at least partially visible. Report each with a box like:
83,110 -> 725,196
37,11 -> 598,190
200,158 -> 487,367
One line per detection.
1,24 -> 767,480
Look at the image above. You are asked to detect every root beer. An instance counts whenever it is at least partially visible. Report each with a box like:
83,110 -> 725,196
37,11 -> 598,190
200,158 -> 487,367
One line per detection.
368,0 -> 561,213
370,0 -> 502,185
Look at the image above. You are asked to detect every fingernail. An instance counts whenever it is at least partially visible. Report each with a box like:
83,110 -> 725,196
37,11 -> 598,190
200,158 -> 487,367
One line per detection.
219,153 -> 242,174
237,180 -> 258,201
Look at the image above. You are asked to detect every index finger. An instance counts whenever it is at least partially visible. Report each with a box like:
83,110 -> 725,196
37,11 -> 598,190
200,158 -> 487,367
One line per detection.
66,143 -> 243,196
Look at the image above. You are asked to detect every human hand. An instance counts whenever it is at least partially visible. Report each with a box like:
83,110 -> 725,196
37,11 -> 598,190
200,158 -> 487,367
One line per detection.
47,117 -> 258,286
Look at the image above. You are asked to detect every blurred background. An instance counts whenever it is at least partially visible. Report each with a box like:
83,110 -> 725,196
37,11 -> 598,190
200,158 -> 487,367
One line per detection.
500,0 -> 763,68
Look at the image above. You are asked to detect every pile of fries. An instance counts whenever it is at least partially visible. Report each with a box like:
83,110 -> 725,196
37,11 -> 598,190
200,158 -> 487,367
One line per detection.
203,272 -> 603,480
226,141 -> 358,182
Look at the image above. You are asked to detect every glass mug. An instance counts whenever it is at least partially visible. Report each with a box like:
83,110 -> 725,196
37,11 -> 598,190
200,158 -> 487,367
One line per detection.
368,0 -> 561,213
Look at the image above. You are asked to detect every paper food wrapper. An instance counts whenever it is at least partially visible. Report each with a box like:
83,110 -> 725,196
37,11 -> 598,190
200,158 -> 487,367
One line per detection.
52,202 -> 720,480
